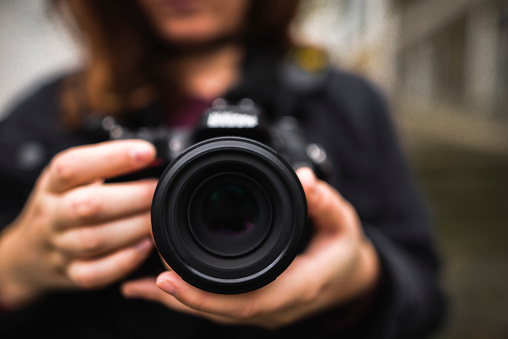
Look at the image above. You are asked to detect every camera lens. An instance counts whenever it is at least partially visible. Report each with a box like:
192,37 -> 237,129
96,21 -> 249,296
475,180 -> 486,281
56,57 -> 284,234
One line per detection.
188,173 -> 272,258
203,184 -> 258,236
151,137 -> 308,294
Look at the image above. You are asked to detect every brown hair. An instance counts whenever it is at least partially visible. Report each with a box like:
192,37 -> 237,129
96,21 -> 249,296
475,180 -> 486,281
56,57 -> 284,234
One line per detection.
51,0 -> 300,127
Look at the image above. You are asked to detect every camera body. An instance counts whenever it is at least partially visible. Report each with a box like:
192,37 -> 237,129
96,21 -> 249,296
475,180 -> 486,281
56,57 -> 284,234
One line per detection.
93,99 -> 330,294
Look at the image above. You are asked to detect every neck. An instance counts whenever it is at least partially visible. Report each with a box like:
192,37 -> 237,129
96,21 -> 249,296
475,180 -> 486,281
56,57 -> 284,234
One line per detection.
172,42 -> 245,100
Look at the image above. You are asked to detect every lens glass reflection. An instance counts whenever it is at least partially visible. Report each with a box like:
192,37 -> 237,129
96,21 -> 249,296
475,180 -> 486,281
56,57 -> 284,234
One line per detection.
203,185 -> 259,236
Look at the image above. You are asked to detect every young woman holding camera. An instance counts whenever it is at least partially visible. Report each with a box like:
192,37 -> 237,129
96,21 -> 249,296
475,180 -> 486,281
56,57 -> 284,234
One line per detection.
0,1 -> 445,337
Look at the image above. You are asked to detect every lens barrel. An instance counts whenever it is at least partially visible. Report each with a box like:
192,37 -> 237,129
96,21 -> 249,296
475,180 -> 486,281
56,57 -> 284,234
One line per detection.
151,137 -> 308,294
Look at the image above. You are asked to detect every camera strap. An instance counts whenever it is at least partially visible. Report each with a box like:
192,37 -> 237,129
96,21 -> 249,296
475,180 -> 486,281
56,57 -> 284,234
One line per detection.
223,44 -> 331,123
275,46 -> 331,121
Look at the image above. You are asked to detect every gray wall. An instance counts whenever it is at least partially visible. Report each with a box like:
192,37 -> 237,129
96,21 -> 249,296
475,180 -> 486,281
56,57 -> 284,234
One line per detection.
0,0 -> 80,119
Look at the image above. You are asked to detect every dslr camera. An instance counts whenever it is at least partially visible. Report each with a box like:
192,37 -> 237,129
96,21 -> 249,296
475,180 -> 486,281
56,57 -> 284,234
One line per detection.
94,99 -> 330,294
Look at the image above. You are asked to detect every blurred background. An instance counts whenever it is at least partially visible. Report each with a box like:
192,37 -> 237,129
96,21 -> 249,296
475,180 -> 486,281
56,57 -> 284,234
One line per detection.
1,0 -> 507,338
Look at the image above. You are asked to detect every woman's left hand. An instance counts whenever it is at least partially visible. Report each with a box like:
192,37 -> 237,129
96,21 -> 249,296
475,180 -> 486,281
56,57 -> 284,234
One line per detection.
121,167 -> 379,329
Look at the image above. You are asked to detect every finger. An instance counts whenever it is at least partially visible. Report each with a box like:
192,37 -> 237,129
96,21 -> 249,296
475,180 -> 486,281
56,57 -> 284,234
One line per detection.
122,278 -> 235,324
66,237 -> 153,289
56,179 -> 157,227
121,278 -> 196,313
154,271 -> 278,320
122,277 -> 163,301
42,140 -> 156,193
155,272 -> 245,315
296,167 -> 356,233
53,212 -> 152,257
154,269 -> 320,328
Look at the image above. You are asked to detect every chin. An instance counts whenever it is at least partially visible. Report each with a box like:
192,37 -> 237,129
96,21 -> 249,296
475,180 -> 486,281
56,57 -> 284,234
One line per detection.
159,22 -> 218,45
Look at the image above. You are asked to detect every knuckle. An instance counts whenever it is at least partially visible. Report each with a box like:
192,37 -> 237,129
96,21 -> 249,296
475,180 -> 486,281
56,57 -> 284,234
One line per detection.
69,266 -> 97,289
51,152 -> 78,184
185,294 -> 207,311
235,301 -> 260,320
69,192 -> 101,220
298,281 -> 320,306
48,251 -> 69,273
29,198 -> 54,230
76,228 -> 102,253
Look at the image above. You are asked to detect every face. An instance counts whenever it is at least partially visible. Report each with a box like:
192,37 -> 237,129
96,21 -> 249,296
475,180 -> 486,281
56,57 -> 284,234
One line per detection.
136,0 -> 252,46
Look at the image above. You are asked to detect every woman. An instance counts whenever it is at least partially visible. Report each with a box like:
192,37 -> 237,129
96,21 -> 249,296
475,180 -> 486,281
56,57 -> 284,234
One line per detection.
0,0 -> 445,338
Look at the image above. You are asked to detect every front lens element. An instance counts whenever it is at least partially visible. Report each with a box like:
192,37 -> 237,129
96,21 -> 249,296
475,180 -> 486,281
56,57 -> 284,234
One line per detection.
203,184 -> 259,236
188,174 -> 272,258
151,137 -> 308,294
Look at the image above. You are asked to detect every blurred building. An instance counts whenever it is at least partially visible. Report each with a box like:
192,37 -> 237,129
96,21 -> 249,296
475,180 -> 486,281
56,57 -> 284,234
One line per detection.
0,0 -> 80,119
394,0 -> 508,154
296,0 -> 508,153
297,0 -> 508,114
396,0 -> 508,117
294,0 -> 399,93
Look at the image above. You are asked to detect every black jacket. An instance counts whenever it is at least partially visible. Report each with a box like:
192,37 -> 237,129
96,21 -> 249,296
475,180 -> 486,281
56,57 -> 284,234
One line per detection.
0,50 -> 445,338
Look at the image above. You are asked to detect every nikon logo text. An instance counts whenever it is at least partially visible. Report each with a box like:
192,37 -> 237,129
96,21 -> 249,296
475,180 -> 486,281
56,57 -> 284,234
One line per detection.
207,111 -> 259,128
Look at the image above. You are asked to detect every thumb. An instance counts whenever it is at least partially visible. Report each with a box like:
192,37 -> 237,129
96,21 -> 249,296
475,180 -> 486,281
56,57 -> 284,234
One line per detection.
296,167 -> 355,234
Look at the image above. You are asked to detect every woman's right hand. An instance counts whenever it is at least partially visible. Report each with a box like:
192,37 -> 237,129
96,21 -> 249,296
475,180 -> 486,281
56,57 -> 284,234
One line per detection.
0,140 -> 158,309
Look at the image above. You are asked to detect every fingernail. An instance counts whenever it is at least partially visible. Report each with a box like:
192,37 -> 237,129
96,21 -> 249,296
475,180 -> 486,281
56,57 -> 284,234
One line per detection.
135,238 -> 153,253
130,143 -> 155,162
157,279 -> 177,296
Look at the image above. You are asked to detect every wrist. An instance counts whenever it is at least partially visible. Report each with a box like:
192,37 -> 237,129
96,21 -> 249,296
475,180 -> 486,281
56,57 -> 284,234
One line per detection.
354,238 -> 381,298
318,239 -> 381,331
331,238 -> 380,306
0,226 -> 44,309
